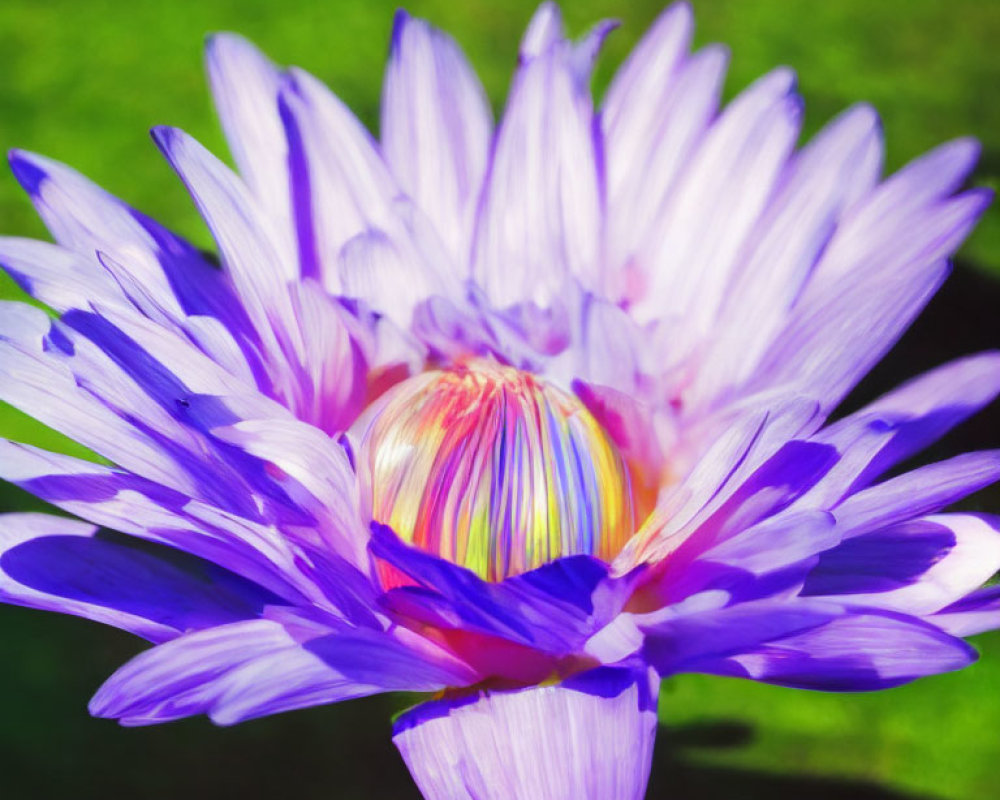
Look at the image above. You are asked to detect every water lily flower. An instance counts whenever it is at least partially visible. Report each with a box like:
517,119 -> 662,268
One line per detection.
1,3 -> 998,798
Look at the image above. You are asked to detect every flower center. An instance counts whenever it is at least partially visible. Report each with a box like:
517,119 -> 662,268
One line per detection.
357,360 -> 635,581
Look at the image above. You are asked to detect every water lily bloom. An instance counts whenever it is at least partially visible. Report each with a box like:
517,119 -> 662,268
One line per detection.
1,1 -> 999,797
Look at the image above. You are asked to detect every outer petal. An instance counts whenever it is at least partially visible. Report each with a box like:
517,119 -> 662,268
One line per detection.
748,256 -> 952,414
151,126 -> 302,371
0,439 -> 371,614
746,174 -> 991,411
6,150 -> 245,329
0,513 -> 279,643
802,514 -> 1000,616
704,611 -> 976,690
393,666 -> 658,800
0,303 -> 207,494
604,41 -> 728,302
211,416 -> 367,565
933,586 -> 1000,637
152,127 -> 373,434
519,2 -> 564,60
637,599 -> 974,689
0,302 -> 343,534
381,10 -> 492,268
841,351 -> 1000,480
638,598 -> 836,674
90,618 -> 475,726
205,32 -> 296,267
0,236 -> 123,312
653,510 -> 838,606
791,352 -> 1000,511
278,67 -> 405,292
602,2 -> 694,146
831,451 -> 1000,538
688,104 -> 884,407
809,138 -> 982,288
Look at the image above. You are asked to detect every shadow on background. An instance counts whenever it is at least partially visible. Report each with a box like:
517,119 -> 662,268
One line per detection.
648,721 -> 941,800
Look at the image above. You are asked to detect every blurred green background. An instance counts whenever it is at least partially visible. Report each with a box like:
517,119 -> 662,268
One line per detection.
0,1 -> 998,798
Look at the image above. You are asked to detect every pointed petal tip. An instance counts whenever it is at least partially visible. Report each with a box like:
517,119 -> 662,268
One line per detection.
8,149 -> 48,195
701,41 -> 731,69
905,136 -> 983,189
390,8 -> 412,52
772,65 -> 798,94
204,30 -> 261,59
149,126 -> 197,162
653,1 -> 695,40
148,124 -> 175,150
825,102 -> 882,139
521,1 -> 565,61
850,101 -> 882,128
963,185 -> 994,214
946,135 -> 982,165
87,686 -> 115,719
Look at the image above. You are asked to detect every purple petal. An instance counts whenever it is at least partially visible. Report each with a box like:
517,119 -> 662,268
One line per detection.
749,257 -> 951,413
933,585 -> 1000,637
0,303 -> 197,491
573,295 -> 644,391
569,20 -> 619,90
90,619 -> 474,726
0,512 -> 280,643
795,353 -> 1000,510
698,509 -> 838,578
650,510 -> 838,608
283,280 -> 371,432
675,441 -> 838,557
393,666 -> 658,800
805,138 -> 982,290
205,33 -> 293,246
832,451 -> 1000,538
843,351 -> 1000,482
689,104 -> 884,407
371,523 -> 638,658
0,303 -> 326,526
277,67 -> 403,292
0,439 -> 358,611
803,514 -> 1000,615
152,126 -> 300,356
6,150 -> 248,336
0,236 -> 123,312
831,138 -> 981,257
620,396 -> 825,567
749,167 -> 992,412
602,2 -> 693,134
152,126 -> 378,434
705,611 -> 976,690
336,224 -> 445,327
639,598 -> 837,674
382,11 -> 492,268
210,416 -> 368,566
